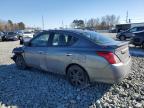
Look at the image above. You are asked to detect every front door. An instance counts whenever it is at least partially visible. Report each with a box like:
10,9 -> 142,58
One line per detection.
24,32 -> 51,69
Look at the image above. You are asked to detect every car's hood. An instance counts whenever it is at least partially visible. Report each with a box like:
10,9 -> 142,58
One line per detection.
118,31 -> 127,34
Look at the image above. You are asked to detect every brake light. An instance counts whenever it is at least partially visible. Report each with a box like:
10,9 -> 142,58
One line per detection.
97,51 -> 120,64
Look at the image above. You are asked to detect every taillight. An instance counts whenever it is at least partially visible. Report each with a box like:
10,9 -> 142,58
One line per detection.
97,51 -> 120,64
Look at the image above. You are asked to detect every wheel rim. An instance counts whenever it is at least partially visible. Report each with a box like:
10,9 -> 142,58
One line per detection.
68,67 -> 85,86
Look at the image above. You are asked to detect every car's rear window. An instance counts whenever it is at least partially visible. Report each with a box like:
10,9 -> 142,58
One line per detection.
8,32 -> 15,35
82,31 -> 115,45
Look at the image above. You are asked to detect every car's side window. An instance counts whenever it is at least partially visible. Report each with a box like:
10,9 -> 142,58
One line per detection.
30,33 -> 50,47
130,27 -> 137,32
52,33 -> 78,47
138,27 -> 144,31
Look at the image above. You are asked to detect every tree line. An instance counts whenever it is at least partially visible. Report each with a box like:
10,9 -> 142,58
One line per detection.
0,19 -> 25,31
70,15 -> 120,30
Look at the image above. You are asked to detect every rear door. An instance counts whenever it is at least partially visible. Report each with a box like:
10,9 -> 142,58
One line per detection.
24,32 -> 51,68
43,31 -> 78,74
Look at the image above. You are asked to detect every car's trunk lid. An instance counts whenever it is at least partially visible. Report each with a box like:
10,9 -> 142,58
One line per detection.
102,41 -> 130,63
114,42 -> 130,63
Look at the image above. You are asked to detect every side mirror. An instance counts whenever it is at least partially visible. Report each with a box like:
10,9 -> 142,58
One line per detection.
22,37 -> 32,46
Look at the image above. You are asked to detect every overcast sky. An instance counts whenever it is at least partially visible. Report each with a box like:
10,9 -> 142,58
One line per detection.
0,0 -> 144,29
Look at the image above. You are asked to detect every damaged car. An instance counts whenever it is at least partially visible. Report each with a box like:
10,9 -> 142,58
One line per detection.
12,29 -> 131,87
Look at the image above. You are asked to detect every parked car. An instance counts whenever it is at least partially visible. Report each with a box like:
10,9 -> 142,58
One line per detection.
16,31 -> 24,40
2,32 -> 18,41
131,31 -> 144,48
116,26 -> 144,41
0,31 -> 4,41
12,29 -> 131,87
20,31 -> 34,44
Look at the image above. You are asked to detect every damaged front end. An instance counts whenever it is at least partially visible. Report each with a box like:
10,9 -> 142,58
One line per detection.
11,47 -> 24,62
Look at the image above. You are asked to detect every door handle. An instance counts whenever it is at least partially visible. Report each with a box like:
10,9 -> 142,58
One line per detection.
66,53 -> 72,56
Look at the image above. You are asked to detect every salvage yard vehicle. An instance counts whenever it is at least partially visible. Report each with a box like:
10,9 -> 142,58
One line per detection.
0,31 -> 4,41
2,32 -> 18,41
116,26 -> 144,41
12,29 -> 131,87
131,31 -> 144,48
19,31 -> 34,44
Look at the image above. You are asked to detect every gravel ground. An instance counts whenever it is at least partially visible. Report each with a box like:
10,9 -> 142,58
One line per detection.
0,41 -> 144,108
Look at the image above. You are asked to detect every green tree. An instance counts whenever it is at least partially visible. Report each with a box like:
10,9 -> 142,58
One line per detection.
7,20 -> 13,31
17,22 -> 25,30
71,20 -> 85,28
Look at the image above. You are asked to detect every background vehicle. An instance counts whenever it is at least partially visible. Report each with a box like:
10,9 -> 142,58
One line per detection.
12,29 -> 131,87
131,31 -> 144,48
16,31 -> 24,40
0,32 -> 4,41
2,32 -> 18,41
116,26 -> 144,41
20,31 -> 34,44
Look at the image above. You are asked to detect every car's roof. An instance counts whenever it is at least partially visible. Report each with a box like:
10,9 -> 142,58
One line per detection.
47,29 -> 91,35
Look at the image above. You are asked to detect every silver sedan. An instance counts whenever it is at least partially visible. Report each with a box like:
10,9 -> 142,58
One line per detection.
12,29 -> 131,87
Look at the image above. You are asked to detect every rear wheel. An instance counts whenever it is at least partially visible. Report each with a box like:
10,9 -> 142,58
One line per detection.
67,65 -> 89,87
119,35 -> 126,41
15,55 -> 27,69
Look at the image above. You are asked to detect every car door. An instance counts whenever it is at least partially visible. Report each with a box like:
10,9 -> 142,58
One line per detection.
24,32 -> 51,68
43,32 -> 78,74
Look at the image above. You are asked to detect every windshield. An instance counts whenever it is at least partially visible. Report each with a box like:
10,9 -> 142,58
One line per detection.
129,27 -> 137,32
82,31 -> 116,45
24,32 -> 32,34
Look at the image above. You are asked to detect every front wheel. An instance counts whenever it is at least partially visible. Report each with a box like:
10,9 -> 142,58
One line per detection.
67,65 -> 89,87
15,55 -> 27,69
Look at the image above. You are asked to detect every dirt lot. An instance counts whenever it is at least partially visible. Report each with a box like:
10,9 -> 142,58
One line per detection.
0,41 -> 144,108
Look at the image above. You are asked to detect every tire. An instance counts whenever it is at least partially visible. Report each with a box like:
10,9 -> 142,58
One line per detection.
15,55 -> 27,69
66,65 -> 89,87
119,35 -> 126,41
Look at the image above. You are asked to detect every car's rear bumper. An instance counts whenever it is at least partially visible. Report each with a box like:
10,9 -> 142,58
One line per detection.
111,57 -> 131,83
87,57 -> 131,84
